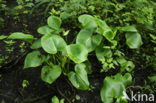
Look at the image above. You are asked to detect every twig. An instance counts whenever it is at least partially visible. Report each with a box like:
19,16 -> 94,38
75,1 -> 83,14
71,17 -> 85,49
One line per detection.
56,82 -> 72,103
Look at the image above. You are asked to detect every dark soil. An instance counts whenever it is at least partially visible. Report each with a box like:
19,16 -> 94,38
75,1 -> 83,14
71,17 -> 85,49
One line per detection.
0,61 -> 103,103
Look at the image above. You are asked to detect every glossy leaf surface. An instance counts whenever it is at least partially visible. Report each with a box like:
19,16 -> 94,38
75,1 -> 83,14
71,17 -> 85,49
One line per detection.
125,32 -> 143,49
41,34 -> 67,54
67,44 -> 88,63
76,29 -> 102,52
68,63 -> 89,90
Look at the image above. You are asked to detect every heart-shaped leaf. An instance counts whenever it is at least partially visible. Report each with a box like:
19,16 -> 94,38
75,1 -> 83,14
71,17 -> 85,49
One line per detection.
47,16 -> 62,30
78,14 -> 97,30
8,32 -> 34,43
24,51 -> 45,68
76,29 -> 102,52
68,63 -> 89,90
125,32 -> 143,49
67,44 -> 88,63
41,65 -> 62,84
41,34 -> 67,54
37,25 -> 54,35
101,73 -> 132,103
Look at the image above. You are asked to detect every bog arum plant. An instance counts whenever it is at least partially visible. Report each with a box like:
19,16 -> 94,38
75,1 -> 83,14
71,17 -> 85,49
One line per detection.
8,14 -> 143,102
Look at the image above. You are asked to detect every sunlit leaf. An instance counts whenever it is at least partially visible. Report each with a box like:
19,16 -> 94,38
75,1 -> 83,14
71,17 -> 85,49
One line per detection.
47,16 -> 62,30
101,73 -> 132,103
121,26 -> 137,32
67,44 -> 88,63
76,29 -> 102,52
96,19 -> 115,40
0,35 -> 7,40
125,32 -> 143,49
78,14 -> 97,30
37,25 -> 54,35
51,96 -> 59,103
68,63 -> 90,90
41,34 -> 67,54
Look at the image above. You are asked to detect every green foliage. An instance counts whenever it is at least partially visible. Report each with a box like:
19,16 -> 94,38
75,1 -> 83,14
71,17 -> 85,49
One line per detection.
68,63 -> 89,90
22,80 -> 29,88
47,16 -> 62,30
41,65 -> 62,84
30,39 -> 41,49
51,96 -> 64,103
8,14 -> 143,102
76,29 -> 102,52
41,35 -> 67,54
67,44 -> 88,63
24,51 -> 45,68
101,73 -> 132,103
8,32 -> 35,43
0,35 -> 7,40
4,0 -> 156,102
125,32 -> 143,49
37,25 -> 54,35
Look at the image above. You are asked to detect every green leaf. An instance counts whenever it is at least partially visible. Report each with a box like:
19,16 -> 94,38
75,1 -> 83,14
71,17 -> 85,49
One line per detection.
68,63 -> 90,90
121,61 -> 135,72
78,14 -> 97,30
60,12 -> 72,20
125,32 -> 143,49
37,25 -> 54,35
51,96 -> 59,103
150,34 -> 156,40
0,35 -> 7,40
63,30 -> 70,36
22,80 -> 29,88
24,51 -> 45,68
84,61 -> 92,74
120,26 -> 137,32
96,46 -> 112,61
47,16 -> 62,30
148,75 -> 156,82
76,29 -> 102,52
117,57 -> 135,72
41,65 -> 62,84
31,39 -> 41,49
96,19 -> 115,40
41,35 -> 67,54
103,30 -> 115,41
101,77 -> 125,103
101,73 -> 132,103
114,73 -> 132,86
8,32 -> 34,43
60,99 -> 65,103
67,44 -> 88,63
